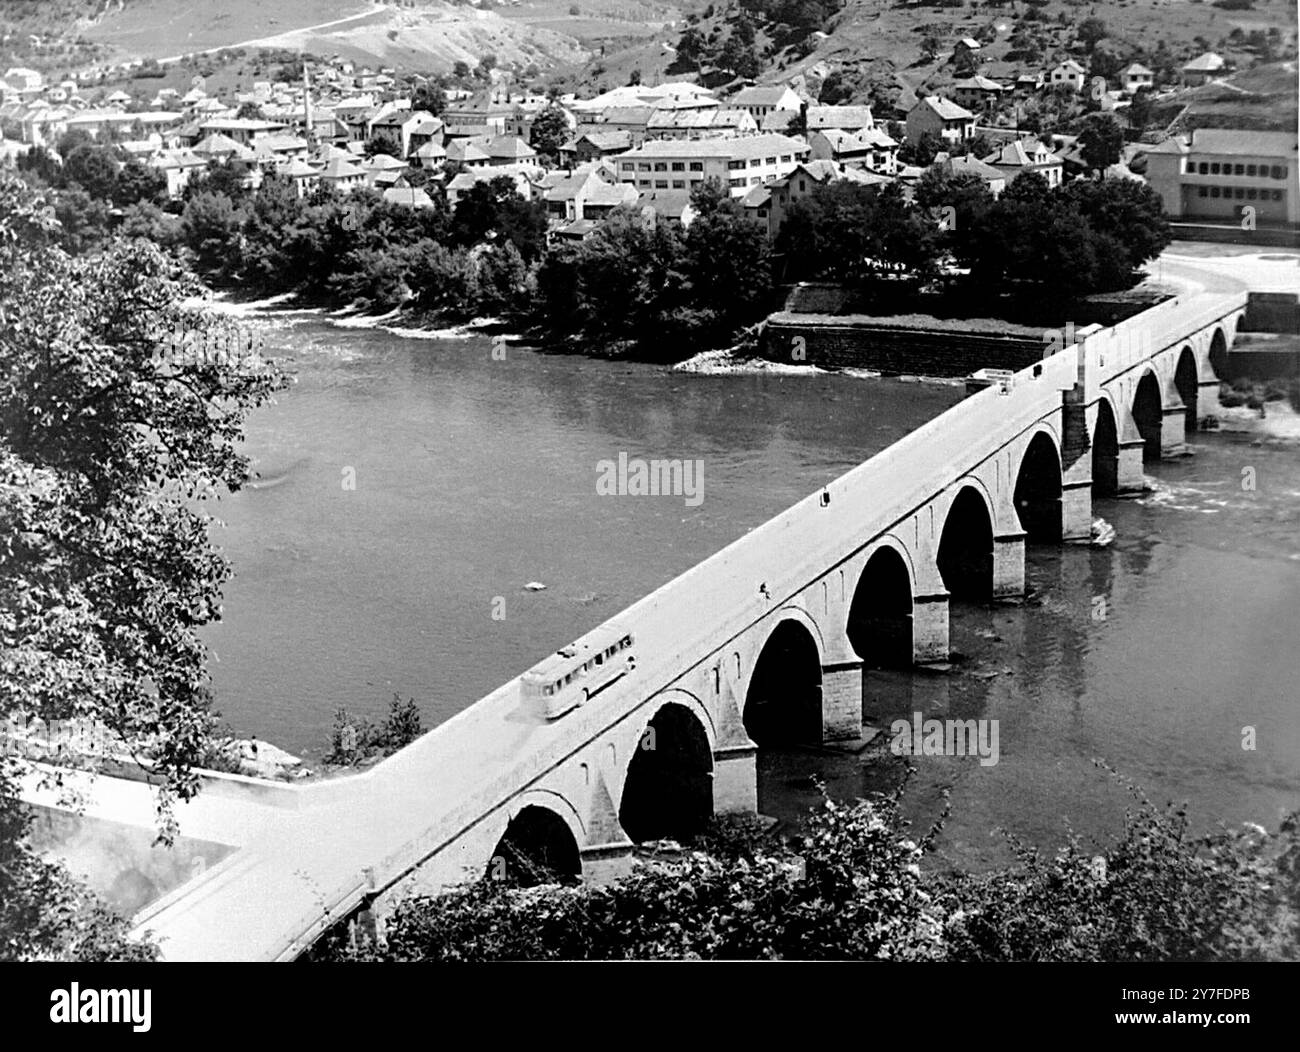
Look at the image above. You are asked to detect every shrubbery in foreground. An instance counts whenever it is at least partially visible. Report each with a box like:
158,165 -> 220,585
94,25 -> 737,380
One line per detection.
322,772 -> 1299,962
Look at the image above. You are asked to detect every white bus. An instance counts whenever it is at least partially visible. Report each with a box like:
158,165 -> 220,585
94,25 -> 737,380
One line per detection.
521,624 -> 636,719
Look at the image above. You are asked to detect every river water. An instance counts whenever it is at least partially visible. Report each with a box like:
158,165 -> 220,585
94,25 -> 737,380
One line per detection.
205,311 -> 1300,867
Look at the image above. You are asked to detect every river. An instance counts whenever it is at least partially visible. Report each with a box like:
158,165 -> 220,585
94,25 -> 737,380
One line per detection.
204,308 -> 1300,868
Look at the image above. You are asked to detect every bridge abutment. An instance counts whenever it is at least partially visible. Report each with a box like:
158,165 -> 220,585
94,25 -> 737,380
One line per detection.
580,841 -> 636,884
912,592 -> 949,663
820,660 -> 864,741
992,531 -> 1026,601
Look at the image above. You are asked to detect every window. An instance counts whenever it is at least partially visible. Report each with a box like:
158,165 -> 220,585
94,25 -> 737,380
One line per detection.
728,160 -> 745,170
1210,163 -> 1221,174
620,161 -> 634,172
637,162 -> 650,171
653,162 -> 667,172
757,208 -> 767,217
672,180 -> 685,189
749,158 -> 761,167
1274,190 -> 1285,201
654,179 -> 668,188
1235,187 -> 1245,199
1271,165 -> 1286,179
765,157 -> 776,165
780,154 -> 792,162
689,162 -> 703,171
799,180 -> 806,192
671,162 -> 684,171
728,177 -> 744,187
1247,164 -> 1257,177
1247,188 -> 1257,200
638,179 -> 650,187
1198,162 -> 1209,174
1210,186 -> 1220,198
1234,163 -> 1245,175
1198,186 -> 1207,197
750,176 -> 760,185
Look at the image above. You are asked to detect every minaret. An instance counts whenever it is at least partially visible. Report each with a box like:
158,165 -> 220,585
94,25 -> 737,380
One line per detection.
303,58 -> 314,143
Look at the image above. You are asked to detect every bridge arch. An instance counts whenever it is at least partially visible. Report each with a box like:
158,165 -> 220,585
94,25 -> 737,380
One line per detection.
1013,429 -> 1063,543
619,699 -> 713,843
1208,327 -> 1229,381
487,798 -> 584,885
937,484 -> 995,602
847,540 -> 914,668
1174,345 -> 1198,438
1132,368 -> 1163,464
742,616 -> 824,747
1092,396 -> 1120,497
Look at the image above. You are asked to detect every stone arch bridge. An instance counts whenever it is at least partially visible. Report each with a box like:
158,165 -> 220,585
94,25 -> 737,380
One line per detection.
134,289 -> 1246,960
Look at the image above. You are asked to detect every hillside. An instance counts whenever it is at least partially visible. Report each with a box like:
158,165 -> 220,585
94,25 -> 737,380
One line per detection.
1,0 -> 594,75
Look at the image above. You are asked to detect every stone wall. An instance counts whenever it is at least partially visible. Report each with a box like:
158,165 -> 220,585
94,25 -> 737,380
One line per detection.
762,317 -> 1046,377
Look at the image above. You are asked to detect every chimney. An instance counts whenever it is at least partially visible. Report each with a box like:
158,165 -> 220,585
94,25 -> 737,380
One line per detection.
303,59 -> 314,143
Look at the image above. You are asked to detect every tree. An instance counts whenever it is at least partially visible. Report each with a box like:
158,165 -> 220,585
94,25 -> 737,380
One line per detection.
112,160 -> 167,208
1077,16 -> 1108,53
181,190 -> 245,281
62,142 -> 120,201
1064,177 -> 1171,288
52,187 -> 111,255
1078,112 -> 1124,175
528,105 -> 571,165
451,177 -> 547,261
235,100 -> 265,120
0,175 -> 288,958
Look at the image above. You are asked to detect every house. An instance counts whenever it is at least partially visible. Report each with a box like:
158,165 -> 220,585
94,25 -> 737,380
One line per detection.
635,188 -> 697,228
446,138 -> 492,168
731,85 -> 803,121
408,119 -> 445,155
381,186 -> 436,210
441,92 -> 517,138
932,154 -> 1006,198
483,135 -> 539,169
905,96 -> 976,147
1142,128 -> 1297,224
192,132 -> 255,164
1012,72 -> 1044,97
1121,63 -> 1155,95
983,137 -> 1063,188
1049,60 -> 1087,92
804,105 -> 875,133
614,133 -> 811,199
950,76 -> 1006,112
952,37 -> 983,65
445,164 -> 539,208
362,153 -> 409,188
316,154 -> 367,194
577,106 -> 656,146
197,117 -> 287,145
277,157 -> 320,198
557,130 -> 633,167
1181,52 -> 1226,86
149,148 -> 208,199
411,140 -> 447,169
3,67 -> 43,94
543,163 -> 638,222
745,161 -> 890,237
369,108 -> 437,159
808,127 -> 898,174
644,107 -> 758,140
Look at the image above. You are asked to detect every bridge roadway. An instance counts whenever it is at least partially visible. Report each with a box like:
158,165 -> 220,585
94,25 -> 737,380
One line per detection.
112,268 -> 1251,961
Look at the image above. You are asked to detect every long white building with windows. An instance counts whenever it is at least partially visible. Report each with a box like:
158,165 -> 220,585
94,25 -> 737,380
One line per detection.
614,134 -> 811,197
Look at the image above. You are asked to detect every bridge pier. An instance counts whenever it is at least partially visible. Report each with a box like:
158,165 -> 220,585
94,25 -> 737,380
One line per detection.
1161,404 -> 1189,456
912,592 -> 949,663
820,660 -> 863,741
1061,478 -> 1093,543
1197,379 -> 1224,427
712,744 -> 758,813
580,841 -> 636,885
1116,437 -> 1148,496
992,531 -> 1026,601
